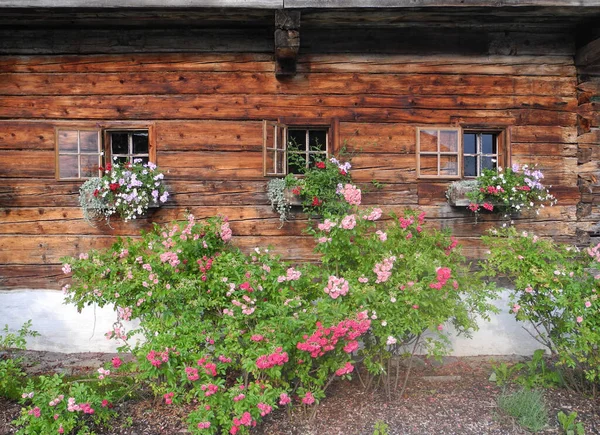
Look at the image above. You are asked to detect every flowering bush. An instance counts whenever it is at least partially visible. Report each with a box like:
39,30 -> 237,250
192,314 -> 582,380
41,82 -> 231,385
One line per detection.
483,227 -> 600,389
267,155 -> 359,222
448,164 -> 556,216
55,206 -> 498,433
79,159 -> 168,224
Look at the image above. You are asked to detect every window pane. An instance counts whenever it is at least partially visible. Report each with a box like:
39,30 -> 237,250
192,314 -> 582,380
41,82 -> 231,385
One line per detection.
440,155 -> 458,176
463,133 -> 476,154
419,130 -> 438,153
420,155 -> 438,176
482,134 -> 497,154
481,156 -> 497,171
464,156 -> 477,177
80,131 -> 99,153
439,130 -> 458,153
288,130 -> 306,152
309,130 -> 327,151
59,155 -> 79,178
115,156 -> 128,165
80,154 -> 100,178
110,133 -> 129,154
288,152 -> 306,174
58,130 -> 78,153
132,132 -> 149,154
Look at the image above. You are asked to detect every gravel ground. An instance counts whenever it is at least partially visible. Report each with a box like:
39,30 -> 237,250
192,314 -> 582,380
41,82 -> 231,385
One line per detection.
1,352 -> 598,435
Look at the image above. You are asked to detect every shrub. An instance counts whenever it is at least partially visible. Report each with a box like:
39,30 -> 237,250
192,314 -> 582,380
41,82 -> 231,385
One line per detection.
483,227 -> 600,388
0,320 -> 39,400
58,210 -> 498,433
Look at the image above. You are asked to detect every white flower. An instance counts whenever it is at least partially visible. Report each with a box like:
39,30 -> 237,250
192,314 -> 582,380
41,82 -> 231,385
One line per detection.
386,336 -> 397,345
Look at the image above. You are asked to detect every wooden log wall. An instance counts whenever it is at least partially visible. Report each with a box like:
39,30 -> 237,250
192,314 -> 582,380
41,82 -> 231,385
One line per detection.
0,30 -> 583,289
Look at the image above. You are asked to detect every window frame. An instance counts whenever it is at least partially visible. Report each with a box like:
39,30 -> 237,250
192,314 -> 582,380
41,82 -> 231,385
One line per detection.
55,128 -> 102,181
416,126 -> 462,179
263,118 -> 338,177
55,122 -> 156,181
416,126 -> 508,180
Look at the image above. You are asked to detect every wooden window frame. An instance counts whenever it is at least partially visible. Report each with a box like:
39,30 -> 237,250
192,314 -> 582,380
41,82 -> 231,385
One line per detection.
263,118 -> 339,177
55,128 -> 102,181
462,129 -> 508,178
55,122 -> 156,181
416,126 -> 508,180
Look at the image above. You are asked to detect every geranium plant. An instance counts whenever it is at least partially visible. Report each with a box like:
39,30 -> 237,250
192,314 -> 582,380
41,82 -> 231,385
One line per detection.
267,155 -> 360,223
79,159 -> 169,224
447,164 -> 556,216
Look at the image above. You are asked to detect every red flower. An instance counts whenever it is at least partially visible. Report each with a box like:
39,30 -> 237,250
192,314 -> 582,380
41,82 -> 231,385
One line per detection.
98,165 -> 104,172
517,185 -> 531,191
105,163 -> 112,172
482,202 -> 494,211
311,197 -> 323,207
292,186 -> 302,195
109,183 -> 120,192
315,162 -> 326,169
339,169 -> 347,176
468,203 -> 479,212
93,189 -> 99,197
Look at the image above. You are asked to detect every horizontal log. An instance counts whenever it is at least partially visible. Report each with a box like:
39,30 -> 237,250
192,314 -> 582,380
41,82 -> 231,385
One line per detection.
0,150 -> 54,178
577,130 -> 600,144
0,121 -> 55,150
0,53 -> 576,77
159,150 -> 263,180
0,96 -> 577,126
510,125 -> 577,143
0,72 -> 577,97
511,142 -> 577,158
156,120 -> 263,152
0,265 -> 66,289
577,102 -> 600,127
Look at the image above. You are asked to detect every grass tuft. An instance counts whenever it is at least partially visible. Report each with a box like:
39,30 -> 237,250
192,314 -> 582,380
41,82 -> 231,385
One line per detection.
497,388 -> 548,432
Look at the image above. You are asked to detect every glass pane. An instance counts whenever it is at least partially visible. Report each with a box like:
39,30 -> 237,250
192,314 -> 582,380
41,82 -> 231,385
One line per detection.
132,132 -> 149,154
309,152 -> 327,168
309,130 -> 327,151
80,154 -> 100,178
439,130 -> 458,153
110,133 -> 129,155
79,131 -> 99,153
463,133 -> 476,154
288,152 -> 306,174
59,155 -> 79,178
440,155 -> 458,176
482,134 -> 497,154
115,156 -> 128,165
419,130 -> 437,153
275,150 -> 286,174
137,156 -> 149,166
288,130 -> 306,152
481,156 -> 497,172
420,155 -> 438,176
58,130 -> 78,153
464,156 -> 477,177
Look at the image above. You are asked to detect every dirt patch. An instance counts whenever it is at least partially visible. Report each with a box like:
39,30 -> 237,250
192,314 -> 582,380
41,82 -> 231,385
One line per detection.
1,353 -> 599,435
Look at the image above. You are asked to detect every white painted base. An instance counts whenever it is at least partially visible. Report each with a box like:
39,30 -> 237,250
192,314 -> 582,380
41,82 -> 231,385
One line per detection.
0,289 -> 544,356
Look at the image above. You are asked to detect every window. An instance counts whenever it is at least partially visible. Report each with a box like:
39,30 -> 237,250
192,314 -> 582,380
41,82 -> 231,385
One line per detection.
56,124 -> 155,180
263,120 -> 335,176
417,127 -> 506,179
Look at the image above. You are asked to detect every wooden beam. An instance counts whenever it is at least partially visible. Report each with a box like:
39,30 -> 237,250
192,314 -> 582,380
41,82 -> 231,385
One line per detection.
274,10 -> 300,78
576,37 -> 600,68
0,0 -> 282,7
286,0 -> 600,6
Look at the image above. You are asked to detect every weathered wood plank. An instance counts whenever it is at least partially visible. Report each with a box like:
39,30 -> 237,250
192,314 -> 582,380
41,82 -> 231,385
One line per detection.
159,151 -> 263,180
0,265 -> 66,290
0,72 -> 577,97
0,53 -> 575,77
511,142 -> 577,157
0,96 -> 577,126
0,150 -> 54,178
156,121 -> 263,152
0,121 -> 55,150
510,125 -> 577,143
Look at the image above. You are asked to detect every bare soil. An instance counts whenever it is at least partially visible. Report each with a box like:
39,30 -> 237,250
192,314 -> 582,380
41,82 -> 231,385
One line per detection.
1,352 -> 598,435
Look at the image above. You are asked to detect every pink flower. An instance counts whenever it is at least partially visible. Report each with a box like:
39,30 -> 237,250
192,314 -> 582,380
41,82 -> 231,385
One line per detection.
386,336 -> 397,345
317,219 -> 337,233
185,367 -> 199,381
220,221 -> 232,242
482,203 -> 494,211
585,301 -> 592,308
335,362 -> 355,376
302,391 -> 315,405
62,264 -> 71,274
58,427 -> 64,434
340,184 -> 362,206
525,286 -> 533,293
341,214 -> 357,230
198,422 -> 211,429
343,340 -> 359,353
364,208 -> 383,221
250,334 -> 264,342
512,303 -> 521,313
233,394 -> 245,402
358,276 -> 368,283
112,357 -> 122,368
437,324 -> 444,331
324,275 -> 349,299
373,256 -> 396,283
576,316 -> 583,323
257,402 -> 273,416
163,392 -> 174,404
376,230 -> 387,242
279,392 -> 291,405
468,203 -> 480,212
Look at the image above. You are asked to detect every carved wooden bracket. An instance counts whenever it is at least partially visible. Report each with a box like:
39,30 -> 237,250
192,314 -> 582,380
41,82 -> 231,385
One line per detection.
275,10 -> 300,78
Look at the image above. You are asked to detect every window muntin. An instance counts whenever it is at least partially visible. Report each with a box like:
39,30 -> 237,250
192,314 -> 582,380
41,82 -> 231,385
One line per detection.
56,129 -> 102,180
417,127 -> 461,179
463,131 -> 499,177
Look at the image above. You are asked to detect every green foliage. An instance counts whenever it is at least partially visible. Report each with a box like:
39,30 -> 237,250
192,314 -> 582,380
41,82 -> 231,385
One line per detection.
266,178 -> 291,224
557,411 -> 585,435
482,227 -> 600,388
517,349 -> 563,389
491,361 -> 524,387
0,321 -> 39,400
372,419 -> 389,435
12,374 -> 118,435
497,388 -> 548,432
56,210 -> 498,433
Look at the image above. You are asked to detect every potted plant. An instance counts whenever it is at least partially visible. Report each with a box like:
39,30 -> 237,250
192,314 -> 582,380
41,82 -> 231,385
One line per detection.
267,156 -> 360,224
447,164 -> 556,217
79,159 -> 169,225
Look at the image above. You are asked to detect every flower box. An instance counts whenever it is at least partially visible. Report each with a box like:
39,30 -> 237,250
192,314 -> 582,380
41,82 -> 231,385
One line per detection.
446,180 -> 478,207
283,187 -> 303,206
